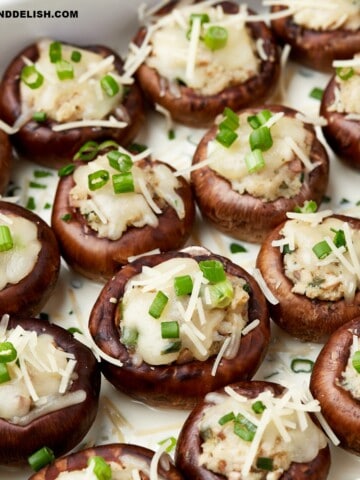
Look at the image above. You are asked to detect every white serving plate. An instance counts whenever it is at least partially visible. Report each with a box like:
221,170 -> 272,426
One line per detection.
0,0 -> 360,478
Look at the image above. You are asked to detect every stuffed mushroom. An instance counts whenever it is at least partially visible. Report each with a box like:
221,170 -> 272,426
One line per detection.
51,142 -> 195,281
0,200 -> 60,316
269,0 -> 360,71
256,209 -> 360,342
0,38 -> 145,169
0,129 -> 12,194
131,1 -> 280,127
175,380 -> 331,479
0,314 -> 101,466
191,105 -> 329,243
89,246 -> 270,409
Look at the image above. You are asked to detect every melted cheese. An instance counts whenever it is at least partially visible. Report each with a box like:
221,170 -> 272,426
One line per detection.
0,215 -> 41,291
20,39 -> 124,123
57,458 -> 146,480
280,217 -> 360,301
144,4 -> 260,95
329,54 -> 360,115
206,112 -> 313,202
339,334 -> 360,399
121,257 -> 250,366
199,387 -> 327,479
69,152 -> 184,240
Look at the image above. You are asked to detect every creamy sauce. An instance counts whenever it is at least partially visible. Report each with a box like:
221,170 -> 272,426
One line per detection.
120,257 -> 249,366
69,153 -> 184,240
20,39 -> 124,123
0,214 -> 41,290
207,112 -> 312,201
199,388 -> 327,479
146,4 -> 260,95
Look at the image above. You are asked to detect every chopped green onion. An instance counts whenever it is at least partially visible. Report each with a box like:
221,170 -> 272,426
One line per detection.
161,340 -> 182,354
26,197 -> 36,210
312,240 -> 331,259
249,126 -> 273,152
233,413 -> 257,442
0,225 -> 13,252
88,169 -> 110,191
204,26 -> 228,50
216,125 -> 238,148
290,358 -> 314,373
32,111 -> 47,122
294,200 -> 317,213
199,259 -> 226,283
252,400 -> 266,414
247,109 -> 272,129
219,107 -> 239,131
336,66 -> 354,81
256,457 -> 274,471
332,228 -> 346,249
28,446 -> 55,472
100,74 -> 120,97
190,12 -> 210,26
34,170 -> 52,178
121,327 -> 138,347
149,290 -> 168,319
56,60 -> 74,80
129,142 -> 148,154
58,164 -> 75,177
44,202 -> 52,209
207,278 -> 234,308
161,321 -> 180,339
71,50 -> 82,63
49,41 -> 62,63
245,149 -> 265,173
352,350 -> 360,373
309,87 -> 323,100
112,172 -> 134,194
73,141 -> 99,161
98,140 -> 120,152
61,213 -> 72,222
174,275 -> 193,296
89,456 -> 112,480
0,342 -> 17,363
29,181 -> 47,189
218,411 -> 235,425
107,151 -> 133,172
67,327 -> 83,335
0,363 -> 10,384
158,436 -> 177,453
21,65 -> 44,89
168,129 -> 175,140
230,242 -> 247,253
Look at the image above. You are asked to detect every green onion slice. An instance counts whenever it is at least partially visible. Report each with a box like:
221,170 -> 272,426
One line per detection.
88,169 -> 110,191
158,436 -> 177,453
0,363 -> 10,384
309,87 -> 323,100
174,275 -> 193,296
98,140 -> 120,152
21,65 -> 44,89
233,413 -> 257,442
247,109 -> 272,129
245,149 -> 265,173
219,107 -> 239,131
49,41 -> 62,63
107,151 -> 133,172
290,358 -> 314,373
352,350 -> 360,373
32,111 -> 47,122
89,456 -> 112,480
332,228 -> 346,249
149,290 -> 168,319
216,125 -> 238,148
0,225 -> 14,252
71,50 -> 82,63
249,126 -> 273,152
58,164 -> 75,177
61,213 -> 72,222
112,172 -> 135,194
336,66 -> 354,81
100,74 -> 120,97
161,321 -> 180,339
256,457 -> 274,471
0,342 -> 17,363
121,327 -> 138,347
204,26 -> 228,50
252,400 -> 266,414
56,59 -> 74,80
230,243 -> 247,253
161,340 -> 182,354
207,278 -> 234,308
190,12 -> 210,26
28,446 -> 55,472
294,200 -> 317,213
218,411 -> 235,425
312,240 -> 331,259
199,259 -> 226,283
73,140 -> 99,161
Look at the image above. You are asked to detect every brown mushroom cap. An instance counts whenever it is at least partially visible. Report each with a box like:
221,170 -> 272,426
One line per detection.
320,75 -> 360,169
0,42 -> 145,169
310,317 -> 360,456
270,5 -> 360,72
28,443 -> 185,480
134,2 -> 280,128
256,214 -> 360,343
191,105 -> 329,243
0,201 -> 60,317
0,129 -> 12,194
175,380 -> 331,480
0,316 -> 101,466
88,248 -> 270,409
51,157 -> 195,282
